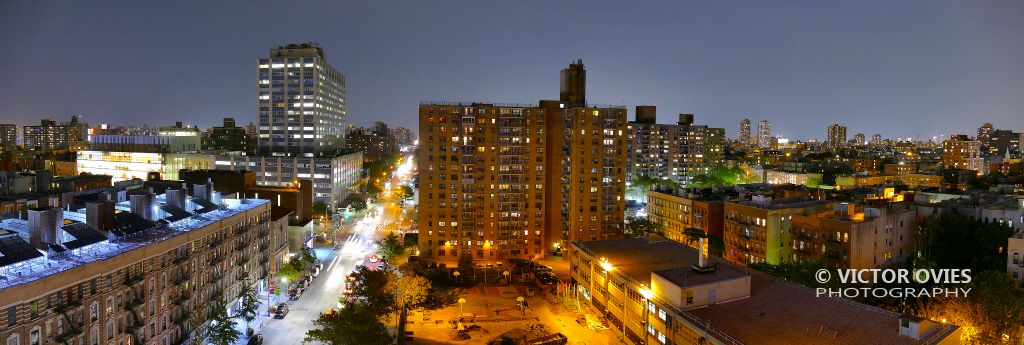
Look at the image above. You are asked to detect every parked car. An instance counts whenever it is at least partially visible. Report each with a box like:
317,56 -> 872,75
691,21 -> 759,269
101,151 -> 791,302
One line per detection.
246,334 -> 264,345
274,304 -> 290,319
368,254 -> 380,263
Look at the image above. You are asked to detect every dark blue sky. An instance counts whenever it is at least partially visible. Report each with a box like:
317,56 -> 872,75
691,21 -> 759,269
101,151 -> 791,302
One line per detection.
1,1 -> 1022,141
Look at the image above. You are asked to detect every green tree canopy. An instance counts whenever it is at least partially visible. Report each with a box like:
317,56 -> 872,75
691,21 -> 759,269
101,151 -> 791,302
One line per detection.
206,296 -> 240,345
623,216 -> 665,238
351,265 -> 396,317
305,303 -> 394,345
375,232 -> 405,260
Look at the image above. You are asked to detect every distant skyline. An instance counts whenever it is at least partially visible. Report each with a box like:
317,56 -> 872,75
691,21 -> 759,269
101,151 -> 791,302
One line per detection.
1,1 -> 1023,141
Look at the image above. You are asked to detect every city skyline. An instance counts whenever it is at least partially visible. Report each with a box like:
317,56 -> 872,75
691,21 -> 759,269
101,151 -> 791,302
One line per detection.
0,1 -> 1022,139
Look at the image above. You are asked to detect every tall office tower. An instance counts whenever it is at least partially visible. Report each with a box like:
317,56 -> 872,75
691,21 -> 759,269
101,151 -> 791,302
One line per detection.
872,134 -> 883,146
853,133 -> 865,146
627,109 -> 725,186
826,123 -> 847,148
23,115 -> 90,151
417,62 -> 626,262
942,135 -> 984,174
390,126 -> 418,146
757,120 -> 771,147
257,43 -> 346,157
0,124 -> 16,152
559,59 -> 586,107
738,118 -> 751,144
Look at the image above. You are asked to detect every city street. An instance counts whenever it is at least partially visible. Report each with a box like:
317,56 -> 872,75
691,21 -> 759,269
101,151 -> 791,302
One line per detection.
253,155 -> 416,344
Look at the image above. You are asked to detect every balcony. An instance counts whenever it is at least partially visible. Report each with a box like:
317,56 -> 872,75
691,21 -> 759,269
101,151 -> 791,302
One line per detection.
125,273 -> 145,286
173,274 -> 191,286
172,293 -> 191,306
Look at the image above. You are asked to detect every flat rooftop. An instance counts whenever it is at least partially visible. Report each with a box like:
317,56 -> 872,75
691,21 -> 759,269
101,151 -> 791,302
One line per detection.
0,196 -> 267,290
574,237 -> 746,287
574,237 -> 957,345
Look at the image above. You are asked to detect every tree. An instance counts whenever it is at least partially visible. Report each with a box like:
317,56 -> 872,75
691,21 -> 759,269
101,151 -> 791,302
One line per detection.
623,216 -> 665,238
919,271 -> 1024,344
349,198 -> 367,212
917,213 -> 1012,272
394,273 -> 432,311
236,285 -> 259,333
375,232 -> 405,260
278,259 -> 305,283
457,253 -> 474,281
401,185 -> 415,199
351,265 -> 396,316
305,303 -> 393,345
206,296 -> 240,345
312,202 -> 329,219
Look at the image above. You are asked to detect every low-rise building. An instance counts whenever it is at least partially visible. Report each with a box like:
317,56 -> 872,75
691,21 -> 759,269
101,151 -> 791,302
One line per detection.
570,237 -> 960,345
791,202 -> 916,269
723,196 -> 832,265
646,187 -> 723,248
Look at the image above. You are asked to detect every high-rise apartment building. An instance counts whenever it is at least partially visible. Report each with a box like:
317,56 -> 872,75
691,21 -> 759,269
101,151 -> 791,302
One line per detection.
417,62 -> 626,262
853,133 -> 865,146
738,118 -> 751,144
978,123 -> 994,146
872,134 -> 883,146
826,123 -> 847,148
257,43 -> 346,157
346,122 -> 397,161
942,135 -> 984,174
23,116 -> 90,151
757,120 -> 771,147
203,118 -> 254,153
390,127 -> 417,146
626,108 -> 725,186
0,124 -> 16,152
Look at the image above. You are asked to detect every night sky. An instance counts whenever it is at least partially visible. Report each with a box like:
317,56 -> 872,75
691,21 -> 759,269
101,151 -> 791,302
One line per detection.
1,1 -> 1022,141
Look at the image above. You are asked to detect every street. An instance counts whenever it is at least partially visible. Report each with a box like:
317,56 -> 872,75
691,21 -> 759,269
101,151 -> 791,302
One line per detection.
254,156 -> 415,344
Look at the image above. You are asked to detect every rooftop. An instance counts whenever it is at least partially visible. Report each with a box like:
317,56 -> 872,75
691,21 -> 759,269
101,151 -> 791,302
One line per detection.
574,237 -> 747,287
574,237 -> 958,345
0,195 -> 267,290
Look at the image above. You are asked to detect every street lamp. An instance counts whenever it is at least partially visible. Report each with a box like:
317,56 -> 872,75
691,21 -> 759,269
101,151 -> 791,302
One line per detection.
453,271 -> 461,286
516,296 -> 525,315
458,298 -> 466,316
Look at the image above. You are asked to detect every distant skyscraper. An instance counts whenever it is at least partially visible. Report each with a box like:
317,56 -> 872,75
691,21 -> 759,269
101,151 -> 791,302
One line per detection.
757,120 -> 771,147
0,124 -> 16,152
827,123 -> 847,148
853,133 -> 865,146
390,127 -> 417,146
559,59 -> 586,107
257,43 -> 346,157
738,118 -> 751,144
872,134 -> 883,146
204,118 -> 253,153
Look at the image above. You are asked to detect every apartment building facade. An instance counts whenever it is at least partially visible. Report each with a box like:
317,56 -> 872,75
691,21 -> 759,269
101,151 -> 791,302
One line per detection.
0,187 -> 285,345
791,203 -> 916,269
626,110 -> 725,186
723,196 -> 832,265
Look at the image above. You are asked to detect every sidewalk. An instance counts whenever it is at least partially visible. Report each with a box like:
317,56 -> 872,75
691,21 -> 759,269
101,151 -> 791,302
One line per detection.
231,292 -> 282,344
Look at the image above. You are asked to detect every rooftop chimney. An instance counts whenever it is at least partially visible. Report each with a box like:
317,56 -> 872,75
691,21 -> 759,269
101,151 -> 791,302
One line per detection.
130,193 -> 155,220
691,237 -> 717,273
27,207 -> 63,251
166,187 -> 187,210
86,200 -> 116,234
193,178 -> 214,200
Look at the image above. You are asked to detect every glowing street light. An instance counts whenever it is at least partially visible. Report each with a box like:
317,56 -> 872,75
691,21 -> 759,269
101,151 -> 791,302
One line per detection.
458,298 -> 466,316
